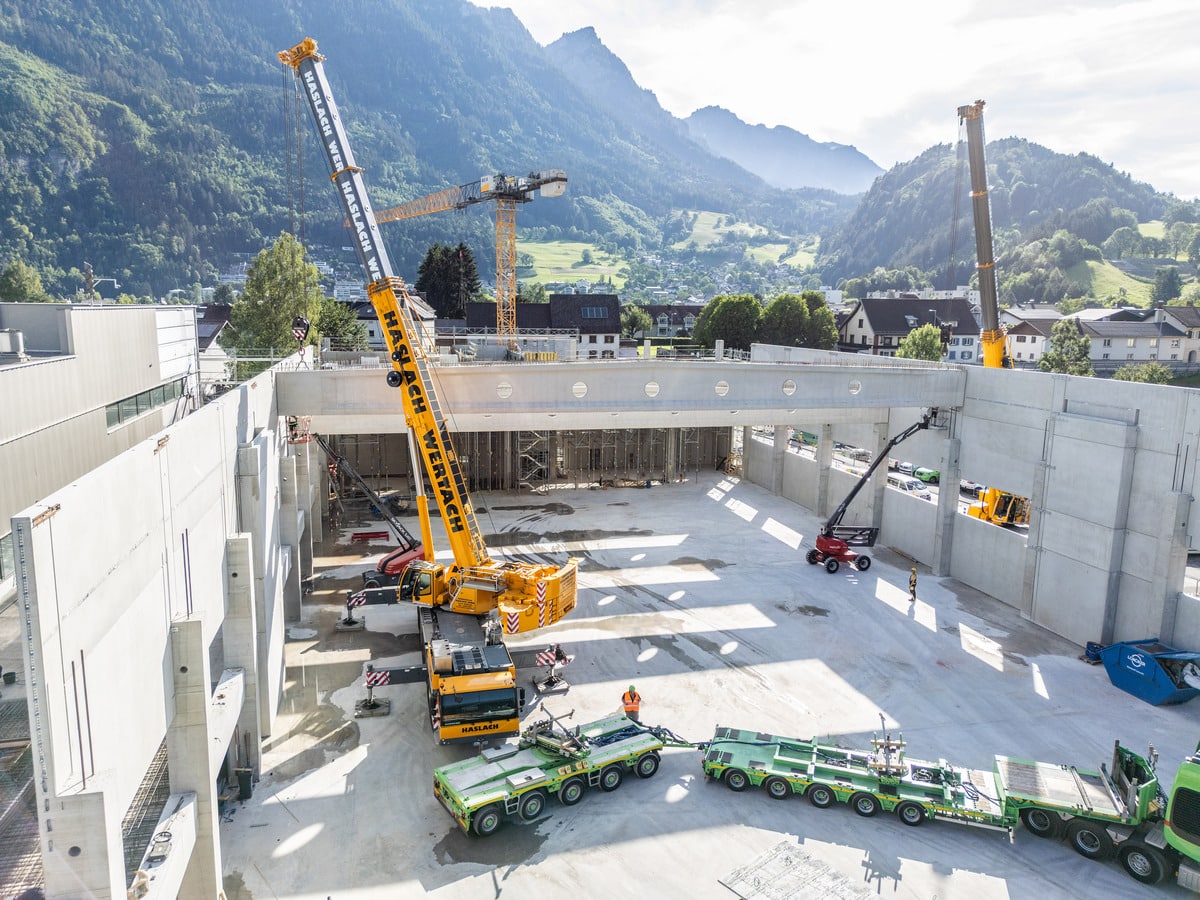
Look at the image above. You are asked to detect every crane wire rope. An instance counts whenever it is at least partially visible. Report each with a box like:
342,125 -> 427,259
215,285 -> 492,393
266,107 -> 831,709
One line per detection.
945,119 -> 968,292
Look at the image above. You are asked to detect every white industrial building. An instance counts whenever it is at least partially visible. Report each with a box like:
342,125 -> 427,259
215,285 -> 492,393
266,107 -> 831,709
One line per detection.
3,305 -> 1200,897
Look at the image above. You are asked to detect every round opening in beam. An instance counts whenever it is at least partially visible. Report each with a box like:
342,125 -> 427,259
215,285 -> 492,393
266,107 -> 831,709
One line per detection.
497,381 -> 513,399
714,380 -> 730,397
782,379 -> 797,396
572,381 -> 588,398
848,380 -> 862,396
644,381 -> 660,398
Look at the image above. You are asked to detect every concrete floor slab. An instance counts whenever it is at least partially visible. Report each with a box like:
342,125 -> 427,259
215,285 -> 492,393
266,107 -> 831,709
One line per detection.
220,473 -> 1191,899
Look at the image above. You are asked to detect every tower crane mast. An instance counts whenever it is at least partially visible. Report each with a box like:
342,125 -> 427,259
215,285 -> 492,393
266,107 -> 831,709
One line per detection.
375,171 -> 567,337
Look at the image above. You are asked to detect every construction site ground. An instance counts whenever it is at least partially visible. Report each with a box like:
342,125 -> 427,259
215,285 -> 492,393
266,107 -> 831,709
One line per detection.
219,472 -> 1193,900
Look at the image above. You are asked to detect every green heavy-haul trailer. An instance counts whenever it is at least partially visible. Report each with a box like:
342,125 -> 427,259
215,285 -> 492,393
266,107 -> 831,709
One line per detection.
702,725 -> 1200,889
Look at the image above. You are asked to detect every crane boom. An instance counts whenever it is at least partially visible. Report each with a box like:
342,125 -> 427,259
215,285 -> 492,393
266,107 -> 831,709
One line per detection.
957,100 -> 1011,369
374,170 -> 567,337
279,37 -> 577,633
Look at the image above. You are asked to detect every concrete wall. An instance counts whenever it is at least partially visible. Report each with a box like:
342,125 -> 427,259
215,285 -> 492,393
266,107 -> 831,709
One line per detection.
11,361 -> 305,898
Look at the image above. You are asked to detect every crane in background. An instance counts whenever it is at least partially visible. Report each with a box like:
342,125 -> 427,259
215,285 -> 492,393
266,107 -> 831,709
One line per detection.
957,100 -> 1012,369
374,170 -> 568,336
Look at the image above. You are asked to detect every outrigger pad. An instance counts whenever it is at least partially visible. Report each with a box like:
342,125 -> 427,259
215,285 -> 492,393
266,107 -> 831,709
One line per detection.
354,698 -> 391,718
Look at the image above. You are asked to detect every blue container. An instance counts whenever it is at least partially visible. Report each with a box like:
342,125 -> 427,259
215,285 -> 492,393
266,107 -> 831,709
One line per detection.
1099,638 -> 1200,706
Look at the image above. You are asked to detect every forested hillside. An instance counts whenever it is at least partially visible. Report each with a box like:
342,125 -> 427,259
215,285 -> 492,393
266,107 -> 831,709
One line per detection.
0,0 -> 838,297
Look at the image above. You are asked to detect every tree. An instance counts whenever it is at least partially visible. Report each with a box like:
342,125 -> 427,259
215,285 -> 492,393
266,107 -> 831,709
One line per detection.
316,297 -> 368,351
213,283 -> 236,305
620,304 -> 652,339
0,260 -> 52,302
693,294 -> 762,351
415,242 -> 481,318
516,282 -> 547,304
226,233 -> 325,354
1151,267 -> 1183,305
799,291 -> 839,349
1112,361 -> 1171,384
758,294 -> 809,346
896,324 -> 943,361
1039,318 -> 1094,376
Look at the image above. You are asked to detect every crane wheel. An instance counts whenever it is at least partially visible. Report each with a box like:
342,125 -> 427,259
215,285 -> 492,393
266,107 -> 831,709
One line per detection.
896,801 -> 926,826
806,549 -> 821,565
850,792 -> 880,817
1066,818 -> 1114,860
1019,807 -> 1062,839
824,558 -> 840,574
634,752 -> 660,779
558,777 -> 585,806
472,805 -> 503,836
599,765 -> 623,792
1117,843 -> 1169,885
724,769 -> 750,792
854,556 -> 871,572
806,785 -> 835,808
518,790 -> 547,821
764,776 -> 790,800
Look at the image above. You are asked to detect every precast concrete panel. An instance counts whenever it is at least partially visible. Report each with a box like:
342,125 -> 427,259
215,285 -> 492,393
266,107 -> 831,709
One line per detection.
879,491 -> 938,563
1041,413 -> 1134,525
948,516 -> 1027,608
1031,548 -> 1112,645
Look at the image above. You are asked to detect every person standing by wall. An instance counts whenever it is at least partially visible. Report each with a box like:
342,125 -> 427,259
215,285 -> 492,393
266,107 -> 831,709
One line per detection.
622,684 -> 641,722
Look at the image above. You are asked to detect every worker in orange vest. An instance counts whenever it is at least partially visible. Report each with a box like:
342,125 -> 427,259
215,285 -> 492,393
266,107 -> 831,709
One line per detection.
622,684 -> 641,722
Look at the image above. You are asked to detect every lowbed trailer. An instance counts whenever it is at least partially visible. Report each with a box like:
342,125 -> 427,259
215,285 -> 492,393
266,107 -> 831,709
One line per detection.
433,711 -> 688,836
703,725 -> 1200,888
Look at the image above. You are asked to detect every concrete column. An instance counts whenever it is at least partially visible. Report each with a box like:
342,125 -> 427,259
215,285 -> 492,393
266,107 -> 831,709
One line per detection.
166,620 -> 222,900
740,425 -> 753,480
1154,492 -> 1192,643
868,420 -> 890,529
930,437 -> 961,576
767,425 -> 786,495
293,441 -> 316,574
1020,443 -> 1053,622
816,424 -> 834,518
279,453 -> 302,622
224,534 -> 262,775
663,428 -> 676,482
314,442 -> 328,542
41,792 -> 124,900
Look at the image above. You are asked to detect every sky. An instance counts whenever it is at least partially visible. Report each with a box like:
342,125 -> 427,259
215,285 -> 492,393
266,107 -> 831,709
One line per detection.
471,0 -> 1200,200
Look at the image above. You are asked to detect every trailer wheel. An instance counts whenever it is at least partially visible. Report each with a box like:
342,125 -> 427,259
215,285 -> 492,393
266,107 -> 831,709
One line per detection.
519,790 -> 547,821
824,558 -> 840,574
850,792 -> 880,817
634,752 -> 660,779
855,555 -> 872,572
764,777 -> 791,800
472,805 -> 503,836
558,777 -> 585,806
599,764 -> 623,792
1117,842 -> 1169,885
896,801 -> 926,826
807,785 -> 835,808
1066,818 -> 1114,860
1019,807 -> 1062,839
806,549 -> 821,565
724,769 -> 750,792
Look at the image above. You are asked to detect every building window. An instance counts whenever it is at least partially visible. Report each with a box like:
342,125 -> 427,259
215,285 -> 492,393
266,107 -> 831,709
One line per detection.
1172,353 -> 1179,360
603,335 -> 614,343
1016,335 -> 1027,343
948,351 -> 956,360
1127,338 -> 1136,348
684,315 -> 695,329
587,335 -> 597,344
582,307 -> 608,319
858,318 -> 864,328
1172,339 -> 1181,348
105,377 -> 189,430
881,336 -> 892,346
1103,338 -> 1112,347
961,352 -> 972,360
1150,337 -> 1159,348
860,335 -> 868,346
1151,353 -> 1158,359
1127,353 -> 1134,359
1102,353 -> 1110,359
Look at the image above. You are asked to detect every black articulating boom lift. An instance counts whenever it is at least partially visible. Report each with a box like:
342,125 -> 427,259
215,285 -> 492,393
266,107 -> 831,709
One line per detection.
806,410 -> 937,573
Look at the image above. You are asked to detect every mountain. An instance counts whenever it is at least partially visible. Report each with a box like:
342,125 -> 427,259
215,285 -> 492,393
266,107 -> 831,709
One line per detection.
0,0 -> 852,298
685,106 -> 883,195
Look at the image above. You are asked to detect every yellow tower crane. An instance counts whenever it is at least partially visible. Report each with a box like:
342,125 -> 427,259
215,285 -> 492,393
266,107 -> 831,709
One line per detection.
374,171 -> 567,336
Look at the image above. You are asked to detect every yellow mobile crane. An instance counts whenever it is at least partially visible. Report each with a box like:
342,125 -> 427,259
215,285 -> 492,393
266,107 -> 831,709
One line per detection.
957,100 -> 1012,370
279,38 -> 577,634
374,171 -> 567,337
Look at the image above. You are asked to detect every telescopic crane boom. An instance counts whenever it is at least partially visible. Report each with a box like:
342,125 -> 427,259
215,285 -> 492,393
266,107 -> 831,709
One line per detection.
279,37 -> 577,634
957,100 -> 1011,369
374,171 -> 567,337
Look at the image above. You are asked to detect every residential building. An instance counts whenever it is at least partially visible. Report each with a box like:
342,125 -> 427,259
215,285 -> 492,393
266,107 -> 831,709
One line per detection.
637,304 -> 700,340
838,296 -> 981,362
